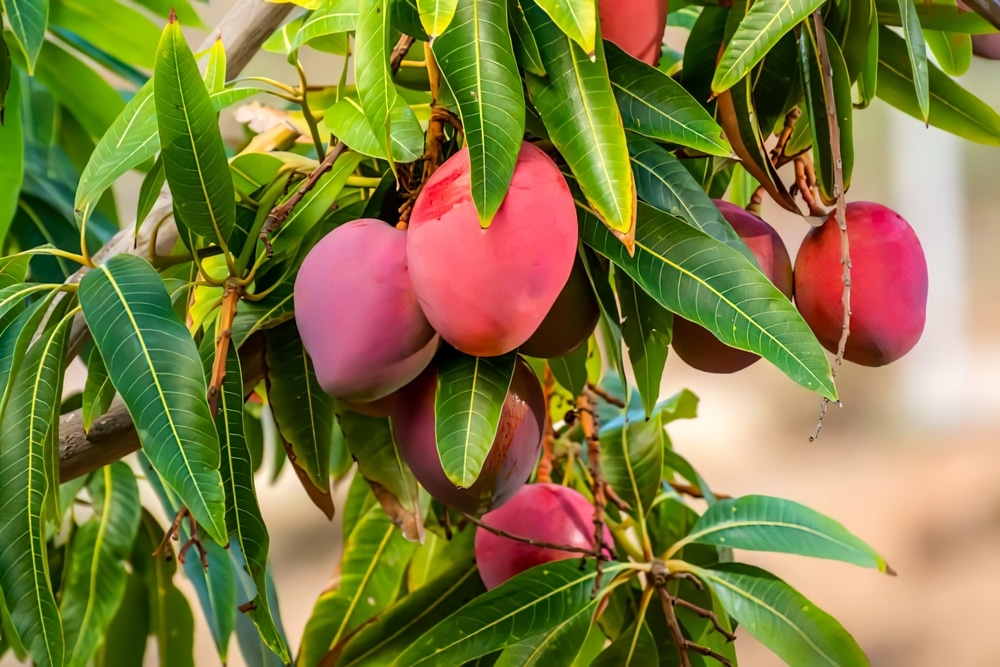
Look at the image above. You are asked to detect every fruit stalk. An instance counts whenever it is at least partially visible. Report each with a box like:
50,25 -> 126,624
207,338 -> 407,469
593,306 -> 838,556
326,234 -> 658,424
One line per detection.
460,510 -> 604,558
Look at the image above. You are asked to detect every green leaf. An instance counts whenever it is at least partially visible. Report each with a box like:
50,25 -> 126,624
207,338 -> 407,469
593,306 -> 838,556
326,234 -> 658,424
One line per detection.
591,618 -> 658,667
601,411 -> 665,529
694,563 -> 869,667
82,345 -> 115,432
876,0 -> 996,33
299,504 -> 416,666
215,342 -> 291,664
897,0 -> 929,120
548,343 -> 588,396
231,283 -> 295,348
204,37 -> 227,94
356,0 -> 395,158
508,0 -> 546,75
50,0 -> 160,70
525,0 -> 635,240
615,273 -> 672,418
671,495 -> 892,572
395,560 -> 626,665
434,347 -> 517,488
418,0 -> 459,37
432,0 -> 526,225
182,538 -> 237,662
681,6 -> 728,109
291,0 -> 359,51
265,321 -> 334,516
2,0 -> 48,72
826,0 -> 875,82
536,0 -> 596,54
92,567 -> 149,667
325,96 -> 423,163
877,26 -> 1000,145
579,247 -> 627,394
0,304 -> 70,667
407,526 -> 476,591
495,596 -> 600,667
339,410 -> 422,541
712,0 -> 826,93
61,462 -> 142,667
0,73 -> 21,245
136,156 -> 166,232
340,556 -> 484,666
799,22 -> 855,203
605,43 -> 730,157
155,18 -> 239,252
580,203 -> 837,400
923,29 -> 971,77
79,254 -> 227,544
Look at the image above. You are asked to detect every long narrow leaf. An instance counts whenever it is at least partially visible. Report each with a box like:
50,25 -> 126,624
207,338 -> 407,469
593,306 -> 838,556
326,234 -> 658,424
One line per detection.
897,0 -> 929,120
355,0 -> 396,158
2,0 -> 48,72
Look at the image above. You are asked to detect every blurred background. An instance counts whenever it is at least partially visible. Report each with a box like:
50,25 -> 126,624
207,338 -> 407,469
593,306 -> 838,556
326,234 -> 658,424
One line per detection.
11,1 -> 1000,664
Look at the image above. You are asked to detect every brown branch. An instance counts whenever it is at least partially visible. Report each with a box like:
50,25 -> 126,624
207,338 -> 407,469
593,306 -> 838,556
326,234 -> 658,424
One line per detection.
668,481 -> 731,501
587,382 -> 625,408
458,511 -> 607,559
810,12 -> 850,442
658,587 -> 693,667
153,507 -> 189,559
770,107 -> 802,167
207,282 -> 243,416
537,365 -> 556,484
674,597 -> 737,643
260,141 -> 349,256
390,35 -> 416,75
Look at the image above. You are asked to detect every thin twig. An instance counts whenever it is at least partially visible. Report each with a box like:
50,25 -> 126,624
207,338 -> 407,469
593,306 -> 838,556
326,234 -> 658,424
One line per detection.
587,382 -> 625,408
207,281 -> 243,417
683,642 -> 733,667
658,587 -> 693,667
674,597 -> 737,642
668,481 -> 731,501
537,365 -> 556,484
810,12 -> 851,442
459,511 -> 606,558
178,515 -> 208,569
260,141 -> 349,256
390,34 -> 416,75
770,107 -> 802,166
153,507 -> 189,558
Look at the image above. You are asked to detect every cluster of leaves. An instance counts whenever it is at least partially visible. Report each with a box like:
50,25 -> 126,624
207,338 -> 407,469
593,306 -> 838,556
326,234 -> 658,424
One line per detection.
0,0 -> 997,665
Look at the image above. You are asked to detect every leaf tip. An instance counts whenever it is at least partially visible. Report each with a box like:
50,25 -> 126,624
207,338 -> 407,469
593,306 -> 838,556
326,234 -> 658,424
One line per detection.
169,7 -> 178,24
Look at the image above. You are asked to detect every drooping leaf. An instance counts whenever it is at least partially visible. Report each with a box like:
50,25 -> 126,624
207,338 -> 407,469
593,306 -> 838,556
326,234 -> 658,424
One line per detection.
799,21 -> 855,203
265,320 -> 334,518
615,273 -> 672,418
324,96 -> 423,163
601,412 -> 665,531
78,254 -> 227,544
299,503 -> 416,666
877,26 -> 1000,145
495,596 -> 600,667
182,538 -> 237,662
82,344 -> 116,432
60,462 -> 142,667
0,74 -> 22,245
215,342 -> 291,663
154,17 -> 239,252
2,0 -> 48,72
407,527 -> 476,591
339,556 -> 484,666
418,0 -> 459,37
681,6 -> 728,109
579,246 -> 627,394
291,0 -> 359,50
434,347 -> 517,488
524,0 -> 635,243
826,0 -> 875,82
432,0 -> 526,225
671,495 -> 892,572
50,0 -> 160,70
355,0 -> 396,158
605,43 -> 730,157
395,560 -> 627,665
923,29 -> 971,77
875,0 -> 995,33
580,203 -> 837,400
694,563 -> 870,666
712,0 -> 826,93
536,0 -> 597,55
508,0 -> 546,75
548,343 -> 588,397
897,0 -> 930,121
591,618 -> 658,667
0,304 -> 70,667
92,568 -> 149,667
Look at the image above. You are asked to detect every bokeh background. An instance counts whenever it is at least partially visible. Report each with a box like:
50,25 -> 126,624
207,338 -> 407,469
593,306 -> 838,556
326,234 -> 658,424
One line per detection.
9,1 -> 1000,664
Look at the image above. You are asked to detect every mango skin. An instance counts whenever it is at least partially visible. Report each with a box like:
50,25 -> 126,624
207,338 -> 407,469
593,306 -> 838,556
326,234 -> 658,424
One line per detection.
520,255 -> 600,359
392,358 -> 545,516
598,0 -> 669,65
407,142 -> 578,357
794,201 -> 928,367
474,483 -> 613,590
973,33 -> 1000,59
294,219 -> 439,402
671,200 -> 794,374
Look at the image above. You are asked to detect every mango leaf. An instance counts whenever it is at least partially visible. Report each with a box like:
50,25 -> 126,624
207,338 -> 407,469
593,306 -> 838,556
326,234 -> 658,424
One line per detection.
0,305 -> 70,667
536,0 -> 596,55
60,462 -> 142,667
79,254 -> 227,544
671,495 -> 893,573
548,343 -> 588,397
432,0 -> 525,225
579,247 -> 627,395
580,203 -> 837,400
0,73 -> 21,245
615,273 -> 672,418
591,618 -> 658,667
923,29 -> 971,77
877,26 -> 1000,145
2,0 -> 48,72
681,6 -> 728,108
826,0 -> 874,82
495,598 -> 600,667
216,342 -> 291,664
876,0 -> 996,33
356,0 -> 395,157
694,563 -> 869,667
299,504 -> 416,666
524,0 -> 635,243
339,557 -> 484,666
508,0 -> 546,75
407,527 -> 475,591
231,283 -> 295,348
605,43 -> 730,157
602,412 -> 665,530
712,0 -> 826,93
395,560 -> 627,665
417,0 -> 459,37
50,0 -> 160,70
290,0 -> 359,51
92,568 -> 149,667
339,410 -> 422,542
799,21 -> 855,203
204,37 -> 226,94
265,321 -> 334,518
325,97 -> 423,163
155,17 -> 239,253
182,538 -> 237,662
435,347 -> 517,488
897,0 -> 929,120
82,345 -> 116,432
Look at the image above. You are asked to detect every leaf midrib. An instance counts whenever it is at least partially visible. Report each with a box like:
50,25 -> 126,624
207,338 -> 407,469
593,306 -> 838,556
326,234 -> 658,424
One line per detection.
329,523 -> 397,650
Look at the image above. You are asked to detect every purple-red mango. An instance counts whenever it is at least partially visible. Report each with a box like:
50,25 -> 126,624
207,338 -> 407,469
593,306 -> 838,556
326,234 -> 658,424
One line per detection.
598,0 -> 669,65
520,255 -> 600,359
